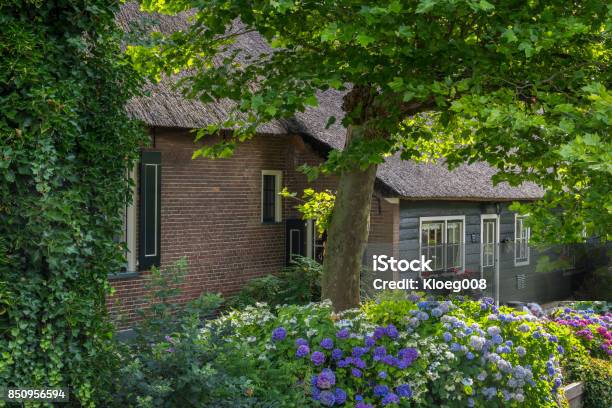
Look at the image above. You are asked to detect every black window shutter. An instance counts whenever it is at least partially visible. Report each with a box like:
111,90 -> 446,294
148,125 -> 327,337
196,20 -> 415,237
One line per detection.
139,151 -> 161,270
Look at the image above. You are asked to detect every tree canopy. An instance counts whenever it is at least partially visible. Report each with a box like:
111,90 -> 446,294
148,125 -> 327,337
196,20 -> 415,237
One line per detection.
133,0 -> 610,242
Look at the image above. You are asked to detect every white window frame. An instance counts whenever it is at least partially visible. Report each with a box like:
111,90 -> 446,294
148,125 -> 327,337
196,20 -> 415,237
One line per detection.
261,170 -> 283,223
480,214 -> 500,269
514,214 -> 530,266
418,215 -> 466,275
116,168 -> 137,273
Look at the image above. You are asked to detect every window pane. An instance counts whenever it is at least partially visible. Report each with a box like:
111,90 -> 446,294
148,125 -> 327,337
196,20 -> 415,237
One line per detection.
421,221 -> 444,271
262,174 -> 276,222
446,220 -> 463,269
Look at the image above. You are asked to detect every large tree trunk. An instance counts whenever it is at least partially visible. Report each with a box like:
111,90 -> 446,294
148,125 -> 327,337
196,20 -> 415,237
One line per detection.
321,124 -> 378,311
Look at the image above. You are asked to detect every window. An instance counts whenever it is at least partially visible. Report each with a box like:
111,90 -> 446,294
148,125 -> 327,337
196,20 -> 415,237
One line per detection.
261,170 -> 282,223
117,169 -> 137,272
482,216 -> 498,268
514,215 -> 530,266
420,216 -> 465,272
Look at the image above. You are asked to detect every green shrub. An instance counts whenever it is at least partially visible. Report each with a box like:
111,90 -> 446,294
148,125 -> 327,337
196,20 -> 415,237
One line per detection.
203,293 -> 569,407
229,256 -> 322,308
562,357 -> 612,408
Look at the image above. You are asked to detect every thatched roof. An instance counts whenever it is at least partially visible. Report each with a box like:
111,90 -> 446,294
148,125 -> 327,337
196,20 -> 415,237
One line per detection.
117,3 -> 544,201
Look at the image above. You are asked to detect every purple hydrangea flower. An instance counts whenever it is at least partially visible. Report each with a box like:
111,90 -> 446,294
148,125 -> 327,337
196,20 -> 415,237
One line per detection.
351,368 -> 362,377
386,324 -> 399,339
352,346 -> 368,358
320,338 -> 334,350
296,344 -> 310,358
352,357 -> 366,369
492,334 -> 503,344
365,336 -> 376,347
336,328 -> 349,339
272,327 -> 287,342
337,358 -> 351,368
331,348 -> 343,360
356,403 -> 374,408
335,388 -> 347,405
316,368 -> 336,389
319,390 -> 335,407
296,338 -> 308,347
374,385 -> 390,397
378,371 -> 387,379
311,351 -> 325,366
396,383 -> 412,398
382,393 -> 400,405
398,347 -> 419,364
311,386 -> 320,400
373,327 -> 386,340
373,346 -> 387,360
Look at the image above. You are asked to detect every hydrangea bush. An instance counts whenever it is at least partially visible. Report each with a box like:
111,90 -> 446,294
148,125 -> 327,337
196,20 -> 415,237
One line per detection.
199,293 -> 568,407
550,307 -> 612,359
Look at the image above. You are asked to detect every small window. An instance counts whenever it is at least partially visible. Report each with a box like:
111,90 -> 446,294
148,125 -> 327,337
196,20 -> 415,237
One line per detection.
113,168 -> 137,273
261,170 -> 282,223
514,215 -> 530,266
420,216 -> 465,272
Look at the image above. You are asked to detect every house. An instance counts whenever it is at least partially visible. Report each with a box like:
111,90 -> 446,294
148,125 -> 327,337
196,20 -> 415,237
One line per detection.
110,4 -> 581,324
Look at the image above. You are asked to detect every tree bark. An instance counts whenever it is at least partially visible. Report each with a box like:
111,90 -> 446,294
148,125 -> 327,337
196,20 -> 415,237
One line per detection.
321,124 -> 378,311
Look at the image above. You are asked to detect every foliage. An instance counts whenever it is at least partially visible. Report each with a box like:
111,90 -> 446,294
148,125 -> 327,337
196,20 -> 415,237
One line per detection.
229,256 -> 322,308
561,354 -> 612,408
202,294 -> 570,407
112,260 -> 302,407
281,188 -> 336,235
0,1 -> 146,405
549,307 -> 612,359
112,263 -> 246,407
131,0 -> 610,243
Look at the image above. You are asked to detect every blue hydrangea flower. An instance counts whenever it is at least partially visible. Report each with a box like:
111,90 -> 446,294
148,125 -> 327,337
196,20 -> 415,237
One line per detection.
336,328 -> 349,339
469,335 -> 485,351
352,357 -> 366,369
396,384 -> 412,398
450,342 -> 462,352
466,352 -> 475,360
382,393 -> 400,405
431,307 -> 443,317
443,332 -> 452,342
492,334 -> 503,344
335,388 -> 347,405
337,358 -> 350,368
296,344 -> 310,358
373,327 -> 386,340
296,338 -> 308,347
378,371 -> 387,379
373,385 -> 389,397
352,346 -> 368,358
272,327 -> 287,342
487,326 -> 501,336
557,345 -> 564,354
319,390 -> 335,407
320,338 -> 334,350
331,348 -> 343,360
373,346 -> 387,360
316,368 -> 336,389
311,386 -> 321,400
356,403 -> 374,408
365,336 -> 376,347
311,351 -> 325,366
398,347 -> 419,364
518,323 -> 530,333
516,346 -> 527,357
351,368 -> 362,377
386,324 -> 399,339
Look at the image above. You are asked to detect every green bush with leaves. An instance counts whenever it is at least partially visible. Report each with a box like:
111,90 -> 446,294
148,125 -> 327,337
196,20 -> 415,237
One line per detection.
112,260 -> 289,408
0,1 -> 145,405
229,256 -> 322,308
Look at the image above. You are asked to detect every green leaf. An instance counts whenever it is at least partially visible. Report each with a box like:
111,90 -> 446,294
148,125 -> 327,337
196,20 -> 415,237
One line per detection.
356,34 -> 376,46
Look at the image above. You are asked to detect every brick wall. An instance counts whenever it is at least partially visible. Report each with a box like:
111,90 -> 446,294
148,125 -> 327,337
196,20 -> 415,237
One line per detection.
108,128 -> 398,325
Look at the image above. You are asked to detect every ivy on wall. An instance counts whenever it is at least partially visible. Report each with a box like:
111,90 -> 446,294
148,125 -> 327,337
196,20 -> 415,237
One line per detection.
0,1 -> 146,405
